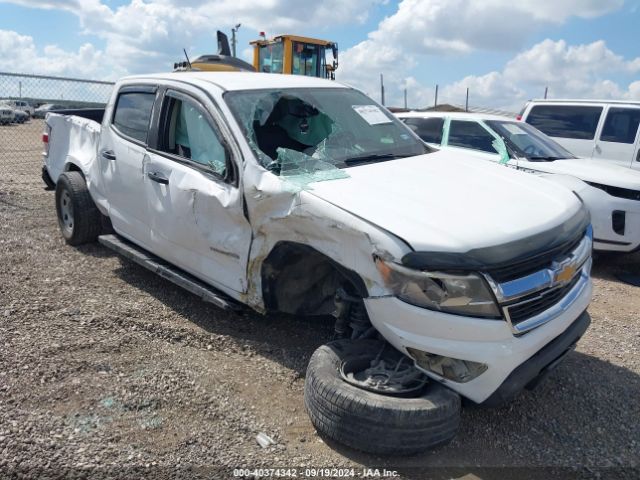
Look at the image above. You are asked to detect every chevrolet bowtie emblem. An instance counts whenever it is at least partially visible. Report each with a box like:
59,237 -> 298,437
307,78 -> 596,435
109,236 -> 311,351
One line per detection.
554,263 -> 577,284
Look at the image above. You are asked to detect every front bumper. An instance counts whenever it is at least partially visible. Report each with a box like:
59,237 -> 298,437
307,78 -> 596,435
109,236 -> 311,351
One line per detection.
481,310 -> 590,407
580,184 -> 640,252
364,272 -> 592,404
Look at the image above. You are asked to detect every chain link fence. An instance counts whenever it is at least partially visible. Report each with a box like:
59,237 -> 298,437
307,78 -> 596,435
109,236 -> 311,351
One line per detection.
0,72 -> 114,203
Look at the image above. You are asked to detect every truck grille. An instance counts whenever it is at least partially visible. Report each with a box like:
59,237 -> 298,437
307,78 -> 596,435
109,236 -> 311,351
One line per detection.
504,274 -> 581,327
487,233 -> 583,283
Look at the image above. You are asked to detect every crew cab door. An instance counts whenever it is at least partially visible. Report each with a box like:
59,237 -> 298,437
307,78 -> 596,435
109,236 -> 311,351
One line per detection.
144,87 -> 252,294
100,85 -> 157,248
592,106 -> 640,169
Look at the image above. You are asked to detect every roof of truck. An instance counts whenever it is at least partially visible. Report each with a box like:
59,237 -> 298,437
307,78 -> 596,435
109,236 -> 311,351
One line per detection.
396,110 -> 511,122
121,71 -> 348,91
526,98 -> 640,106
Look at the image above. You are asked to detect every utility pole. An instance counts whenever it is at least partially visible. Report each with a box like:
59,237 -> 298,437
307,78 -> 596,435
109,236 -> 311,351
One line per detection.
404,88 -> 407,109
544,86 -> 548,99
380,74 -> 385,106
434,84 -> 438,107
465,87 -> 469,112
231,23 -> 241,57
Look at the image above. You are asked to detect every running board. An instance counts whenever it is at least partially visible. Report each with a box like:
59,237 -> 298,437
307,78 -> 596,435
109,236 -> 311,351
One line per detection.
98,234 -> 241,311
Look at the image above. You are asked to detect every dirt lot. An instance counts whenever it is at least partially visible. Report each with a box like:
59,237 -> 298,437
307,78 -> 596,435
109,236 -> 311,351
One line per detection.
1,121 -> 639,479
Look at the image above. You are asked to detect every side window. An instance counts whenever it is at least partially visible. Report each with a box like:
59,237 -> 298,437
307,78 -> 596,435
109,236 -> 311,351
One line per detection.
113,91 -> 155,143
160,95 -> 228,177
403,117 -> 444,144
526,105 -> 602,140
600,108 -> 640,144
448,120 -> 498,154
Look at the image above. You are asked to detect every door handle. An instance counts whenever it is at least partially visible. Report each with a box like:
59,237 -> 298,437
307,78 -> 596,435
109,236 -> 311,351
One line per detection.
594,144 -> 601,154
101,150 -> 116,161
636,150 -> 640,162
147,171 -> 169,185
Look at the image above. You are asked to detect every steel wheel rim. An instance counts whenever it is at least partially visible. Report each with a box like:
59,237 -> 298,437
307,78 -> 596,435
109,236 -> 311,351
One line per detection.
340,346 -> 428,397
59,189 -> 74,234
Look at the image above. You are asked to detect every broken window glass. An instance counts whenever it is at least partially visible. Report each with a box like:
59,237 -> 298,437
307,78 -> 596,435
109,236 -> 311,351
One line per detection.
224,88 -> 430,188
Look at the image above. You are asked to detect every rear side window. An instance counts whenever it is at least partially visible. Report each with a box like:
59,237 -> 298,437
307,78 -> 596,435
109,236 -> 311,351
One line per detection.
600,108 -> 640,144
448,120 -> 497,153
526,105 -> 602,140
402,117 -> 444,144
113,91 -> 155,143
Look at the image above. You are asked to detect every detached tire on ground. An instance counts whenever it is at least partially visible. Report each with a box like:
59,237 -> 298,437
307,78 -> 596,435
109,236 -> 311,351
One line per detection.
304,339 -> 461,455
55,171 -> 101,245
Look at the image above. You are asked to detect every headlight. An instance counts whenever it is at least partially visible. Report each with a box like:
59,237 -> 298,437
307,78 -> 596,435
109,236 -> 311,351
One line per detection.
375,257 -> 501,318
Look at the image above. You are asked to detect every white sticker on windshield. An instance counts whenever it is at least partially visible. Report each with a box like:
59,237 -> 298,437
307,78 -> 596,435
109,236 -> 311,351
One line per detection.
352,105 -> 392,125
502,123 -> 526,135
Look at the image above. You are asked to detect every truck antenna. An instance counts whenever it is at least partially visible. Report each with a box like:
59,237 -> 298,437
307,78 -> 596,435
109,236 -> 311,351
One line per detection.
183,48 -> 192,69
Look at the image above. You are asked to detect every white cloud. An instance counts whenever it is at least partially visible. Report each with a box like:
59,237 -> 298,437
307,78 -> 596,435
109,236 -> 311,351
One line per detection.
2,0 -> 381,76
337,0 -> 624,103
0,29 -> 114,78
432,40 -> 640,111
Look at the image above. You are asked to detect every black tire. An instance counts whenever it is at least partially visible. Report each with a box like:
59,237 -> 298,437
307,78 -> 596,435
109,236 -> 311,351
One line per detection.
55,171 -> 101,245
304,339 -> 461,455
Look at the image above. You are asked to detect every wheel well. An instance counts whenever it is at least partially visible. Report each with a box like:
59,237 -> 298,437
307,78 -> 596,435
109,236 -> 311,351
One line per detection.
261,242 -> 368,315
64,163 -> 83,176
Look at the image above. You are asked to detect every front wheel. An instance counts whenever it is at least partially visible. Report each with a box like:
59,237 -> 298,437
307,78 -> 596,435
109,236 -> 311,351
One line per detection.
304,339 -> 461,455
55,171 -> 101,245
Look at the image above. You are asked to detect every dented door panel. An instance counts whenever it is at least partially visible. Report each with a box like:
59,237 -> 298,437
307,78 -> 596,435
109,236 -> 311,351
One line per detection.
144,155 -> 251,294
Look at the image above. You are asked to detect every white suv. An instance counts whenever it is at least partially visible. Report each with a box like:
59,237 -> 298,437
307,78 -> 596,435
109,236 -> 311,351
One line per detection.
397,111 -> 640,253
519,100 -> 640,169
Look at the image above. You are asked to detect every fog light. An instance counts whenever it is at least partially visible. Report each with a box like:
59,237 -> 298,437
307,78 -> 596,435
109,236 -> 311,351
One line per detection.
612,210 -> 625,236
406,348 -> 487,383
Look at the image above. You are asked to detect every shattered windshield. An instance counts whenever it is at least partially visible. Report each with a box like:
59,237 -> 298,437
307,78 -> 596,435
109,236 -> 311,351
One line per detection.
485,120 -> 576,161
224,88 -> 430,178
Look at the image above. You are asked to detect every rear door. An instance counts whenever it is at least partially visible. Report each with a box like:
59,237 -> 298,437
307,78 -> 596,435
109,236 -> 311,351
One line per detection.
525,104 -> 602,158
144,86 -> 252,294
100,84 -> 157,248
592,106 -> 640,169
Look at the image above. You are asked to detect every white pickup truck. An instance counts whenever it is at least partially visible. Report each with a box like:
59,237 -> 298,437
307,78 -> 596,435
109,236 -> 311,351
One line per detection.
43,71 -> 593,455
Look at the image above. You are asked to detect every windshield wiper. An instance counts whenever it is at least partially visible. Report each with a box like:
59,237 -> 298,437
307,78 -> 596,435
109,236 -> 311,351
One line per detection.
528,156 -> 563,162
343,153 -> 407,166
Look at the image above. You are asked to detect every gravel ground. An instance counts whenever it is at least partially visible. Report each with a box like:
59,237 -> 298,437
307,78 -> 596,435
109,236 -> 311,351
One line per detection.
1,121 -> 639,479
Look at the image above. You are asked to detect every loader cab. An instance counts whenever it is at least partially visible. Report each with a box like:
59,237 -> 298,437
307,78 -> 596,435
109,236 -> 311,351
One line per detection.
251,35 -> 338,79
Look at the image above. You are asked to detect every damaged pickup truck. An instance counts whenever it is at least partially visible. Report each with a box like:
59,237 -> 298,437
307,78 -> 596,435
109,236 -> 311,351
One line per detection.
43,72 -> 593,455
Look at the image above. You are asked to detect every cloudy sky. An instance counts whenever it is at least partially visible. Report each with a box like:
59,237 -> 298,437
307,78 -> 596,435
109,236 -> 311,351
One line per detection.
0,0 -> 639,110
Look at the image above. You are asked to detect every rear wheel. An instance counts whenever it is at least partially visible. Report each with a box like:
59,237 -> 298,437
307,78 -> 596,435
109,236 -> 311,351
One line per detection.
55,171 -> 101,245
304,339 -> 461,455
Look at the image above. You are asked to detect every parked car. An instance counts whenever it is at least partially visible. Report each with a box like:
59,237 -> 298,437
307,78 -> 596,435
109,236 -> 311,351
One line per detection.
42,72 -> 593,455
518,99 -> 640,169
1,99 -> 34,117
33,103 -> 66,119
0,104 -> 15,125
12,108 -> 29,124
398,111 -> 640,253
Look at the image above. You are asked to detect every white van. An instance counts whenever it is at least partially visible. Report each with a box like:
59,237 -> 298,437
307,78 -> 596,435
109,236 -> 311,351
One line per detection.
519,100 -> 640,169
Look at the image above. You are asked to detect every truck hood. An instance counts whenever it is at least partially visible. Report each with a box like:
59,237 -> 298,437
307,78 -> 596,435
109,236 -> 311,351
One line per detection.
521,158 -> 640,190
305,150 -> 583,253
